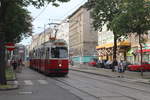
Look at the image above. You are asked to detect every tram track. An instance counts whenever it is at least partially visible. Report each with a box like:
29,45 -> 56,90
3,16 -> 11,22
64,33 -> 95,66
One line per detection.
52,77 -> 99,100
52,70 -> 150,100
49,73 -> 139,100
69,71 -> 139,100
70,70 -> 150,94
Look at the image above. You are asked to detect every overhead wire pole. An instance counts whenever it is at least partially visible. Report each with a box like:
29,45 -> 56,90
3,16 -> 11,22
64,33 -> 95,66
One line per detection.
44,24 -> 46,44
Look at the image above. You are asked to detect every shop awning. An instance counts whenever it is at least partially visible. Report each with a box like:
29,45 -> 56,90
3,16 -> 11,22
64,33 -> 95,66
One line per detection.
96,41 -> 131,50
105,43 -> 114,48
117,41 -> 131,46
96,45 -> 105,49
137,49 -> 150,53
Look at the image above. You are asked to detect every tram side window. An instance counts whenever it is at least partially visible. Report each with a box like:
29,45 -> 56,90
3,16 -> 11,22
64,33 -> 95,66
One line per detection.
46,48 -> 50,59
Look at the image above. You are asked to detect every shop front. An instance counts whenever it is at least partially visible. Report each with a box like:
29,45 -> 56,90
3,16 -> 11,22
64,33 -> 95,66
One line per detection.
96,41 -> 131,61
136,44 -> 150,63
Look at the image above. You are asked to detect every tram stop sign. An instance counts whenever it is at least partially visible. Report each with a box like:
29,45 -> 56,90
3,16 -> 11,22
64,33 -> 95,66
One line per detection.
5,43 -> 15,51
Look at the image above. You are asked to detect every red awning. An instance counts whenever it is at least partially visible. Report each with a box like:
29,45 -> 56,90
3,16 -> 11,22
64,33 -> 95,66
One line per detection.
137,49 -> 150,53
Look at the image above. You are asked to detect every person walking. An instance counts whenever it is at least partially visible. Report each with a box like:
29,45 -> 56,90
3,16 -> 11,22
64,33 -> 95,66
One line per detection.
112,59 -> 118,72
17,58 -> 23,72
118,60 -> 125,77
12,60 -> 17,71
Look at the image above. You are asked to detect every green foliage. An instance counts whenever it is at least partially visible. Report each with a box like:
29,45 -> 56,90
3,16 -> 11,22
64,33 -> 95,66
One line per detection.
111,0 -> 150,36
1,0 -> 70,43
15,0 -> 70,8
4,2 -> 32,43
86,0 -> 122,31
86,0 -> 123,59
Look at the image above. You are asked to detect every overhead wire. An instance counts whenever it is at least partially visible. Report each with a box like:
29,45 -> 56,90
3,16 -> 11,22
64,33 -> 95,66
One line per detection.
61,0 -> 87,19
33,4 -> 49,21
48,0 -> 87,23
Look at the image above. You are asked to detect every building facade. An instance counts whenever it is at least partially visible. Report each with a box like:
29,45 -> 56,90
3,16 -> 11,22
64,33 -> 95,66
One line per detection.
56,20 -> 69,46
68,5 -> 98,63
29,28 -> 52,51
97,25 -> 150,64
96,24 -> 131,62
128,32 -> 150,64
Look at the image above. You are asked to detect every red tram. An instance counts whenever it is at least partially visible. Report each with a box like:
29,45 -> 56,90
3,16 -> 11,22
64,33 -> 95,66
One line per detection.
29,39 -> 69,76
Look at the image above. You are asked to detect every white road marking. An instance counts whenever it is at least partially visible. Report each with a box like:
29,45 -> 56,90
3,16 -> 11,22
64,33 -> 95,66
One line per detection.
14,81 -> 18,84
19,91 -> 32,95
38,80 -> 48,85
24,80 -> 33,85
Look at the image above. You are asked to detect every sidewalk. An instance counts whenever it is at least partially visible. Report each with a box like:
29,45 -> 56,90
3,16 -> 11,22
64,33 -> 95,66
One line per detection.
69,63 -> 150,84
0,67 -> 20,91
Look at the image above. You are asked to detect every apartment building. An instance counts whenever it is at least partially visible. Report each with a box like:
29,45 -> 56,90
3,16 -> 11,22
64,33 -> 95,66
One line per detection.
56,20 -> 69,46
29,28 -> 52,51
97,25 -> 150,64
68,5 -> 98,63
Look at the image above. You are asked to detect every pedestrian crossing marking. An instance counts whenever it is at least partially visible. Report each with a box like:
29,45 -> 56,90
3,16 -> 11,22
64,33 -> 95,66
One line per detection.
37,80 -> 48,85
14,81 -> 18,84
24,80 -> 33,85
23,80 -> 48,85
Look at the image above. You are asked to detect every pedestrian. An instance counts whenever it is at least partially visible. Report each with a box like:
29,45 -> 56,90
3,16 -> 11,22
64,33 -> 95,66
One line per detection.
111,59 -> 118,72
18,59 -> 23,66
17,58 -> 23,72
118,60 -> 125,77
12,60 -> 17,71
70,59 -> 74,66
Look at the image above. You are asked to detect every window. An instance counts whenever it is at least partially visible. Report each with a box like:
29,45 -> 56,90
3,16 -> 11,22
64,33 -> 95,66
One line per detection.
51,47 -> 68,58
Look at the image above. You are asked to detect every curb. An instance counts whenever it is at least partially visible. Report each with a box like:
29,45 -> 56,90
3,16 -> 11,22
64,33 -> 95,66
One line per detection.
70,68 -> 115,78
0,85 -> 19,91
70,68 -> 150,84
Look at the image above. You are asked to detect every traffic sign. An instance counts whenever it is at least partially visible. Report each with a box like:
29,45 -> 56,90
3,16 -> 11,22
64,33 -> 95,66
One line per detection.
5,43 -> 15,51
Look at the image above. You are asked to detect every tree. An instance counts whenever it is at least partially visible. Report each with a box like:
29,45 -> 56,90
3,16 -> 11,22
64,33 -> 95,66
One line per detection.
111,0 -> 150,75
0,0 -> 70,85
0,1 -> 32,85
4,3 -> 32,43
86,0 -> 122,60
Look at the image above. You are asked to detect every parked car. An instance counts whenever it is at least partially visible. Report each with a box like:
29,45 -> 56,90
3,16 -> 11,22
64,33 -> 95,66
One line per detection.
96,60 -> 107,68
88,61 -> 97,66
105,60 -> 112,69
128,62 -> 150,71
88,58 -> 98,67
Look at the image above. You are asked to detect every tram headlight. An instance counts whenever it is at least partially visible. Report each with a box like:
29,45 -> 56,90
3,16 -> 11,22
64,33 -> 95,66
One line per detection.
59,64 -> 62,67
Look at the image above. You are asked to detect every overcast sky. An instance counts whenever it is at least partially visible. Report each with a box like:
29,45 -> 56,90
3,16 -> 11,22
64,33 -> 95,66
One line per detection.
20,0 -> 87,45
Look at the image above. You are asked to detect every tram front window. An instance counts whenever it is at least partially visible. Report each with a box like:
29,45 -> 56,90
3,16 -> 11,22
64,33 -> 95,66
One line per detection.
51,47 -> 68,58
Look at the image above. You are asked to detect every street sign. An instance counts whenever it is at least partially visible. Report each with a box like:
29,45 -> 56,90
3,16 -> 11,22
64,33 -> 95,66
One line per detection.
5,43 -> 15,51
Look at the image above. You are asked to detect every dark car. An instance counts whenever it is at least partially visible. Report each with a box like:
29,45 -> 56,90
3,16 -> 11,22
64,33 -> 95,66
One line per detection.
96,60 -> 107,68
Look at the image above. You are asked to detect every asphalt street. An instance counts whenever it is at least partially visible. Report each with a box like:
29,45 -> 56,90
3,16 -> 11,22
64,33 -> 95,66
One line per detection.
0,67 -> 150,100
0,67 -> 81,100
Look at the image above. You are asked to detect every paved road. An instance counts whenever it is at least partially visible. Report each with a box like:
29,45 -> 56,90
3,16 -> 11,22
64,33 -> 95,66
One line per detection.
55,70 -> 150,100
1,67 -> 150,100
0,67 -> 81,100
